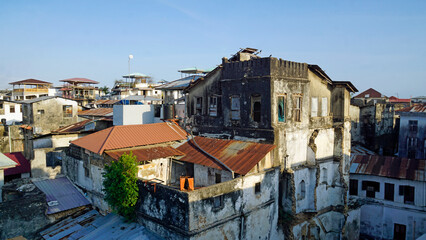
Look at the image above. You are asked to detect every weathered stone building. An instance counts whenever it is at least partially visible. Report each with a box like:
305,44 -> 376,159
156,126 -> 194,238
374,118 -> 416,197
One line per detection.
184,48 -> 357,239
397,104 -> 426,159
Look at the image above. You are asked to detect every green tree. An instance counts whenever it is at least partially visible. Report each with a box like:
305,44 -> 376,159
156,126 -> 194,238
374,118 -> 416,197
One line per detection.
102,152 -> 139,221
100,86 -> 110,95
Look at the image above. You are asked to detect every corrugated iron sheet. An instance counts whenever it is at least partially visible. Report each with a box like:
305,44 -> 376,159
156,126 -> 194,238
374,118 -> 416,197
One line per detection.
397,103 -> 426,113
52,119 -> 93,133
40,210 -> 162,240
351,155 -> 425,181
78,108 -> 113,117
177,136 -> 276,175
106,146 -> 184,162
94,99 -> 120,105
33,177 -> 91,215
71,122 -> 187,154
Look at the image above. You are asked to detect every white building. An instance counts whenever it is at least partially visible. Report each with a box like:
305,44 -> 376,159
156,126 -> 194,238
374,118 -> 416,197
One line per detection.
350,155 -> 426,240
0,100 -> 22,125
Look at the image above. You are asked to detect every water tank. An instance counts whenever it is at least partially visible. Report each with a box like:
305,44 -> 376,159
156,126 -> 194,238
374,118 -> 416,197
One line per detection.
163,105 -> 174,119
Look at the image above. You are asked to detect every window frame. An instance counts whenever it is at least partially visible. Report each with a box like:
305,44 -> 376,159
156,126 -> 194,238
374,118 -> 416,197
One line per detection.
277,95 -> 286,123
311,97 -> 318,117
230,95 -> 241,121
209,96 -> 218,117
63,105 -> 73,118
321,97 -> 328,117
349,179 -> 358,196
293,94 -> 302,122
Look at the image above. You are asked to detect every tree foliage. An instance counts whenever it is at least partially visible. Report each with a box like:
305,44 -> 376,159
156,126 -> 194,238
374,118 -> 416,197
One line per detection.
102,152 -> 139,220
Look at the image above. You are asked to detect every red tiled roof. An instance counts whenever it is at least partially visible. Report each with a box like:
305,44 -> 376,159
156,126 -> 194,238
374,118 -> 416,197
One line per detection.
389,96 -> 411,103
3,152 -> 31,176
71,122 -> 188,154
353,88 -> 384,99
396,104 -> 426,113
78,108 -> 113,117
177,136 -> 276,175
105,146 -> 184,162
351,155 -> 425,181
9,79 -> 52,85
60,78 -> 99,84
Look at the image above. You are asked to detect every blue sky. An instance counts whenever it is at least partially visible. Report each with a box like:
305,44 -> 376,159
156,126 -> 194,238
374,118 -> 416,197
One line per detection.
0,1 -> 425,98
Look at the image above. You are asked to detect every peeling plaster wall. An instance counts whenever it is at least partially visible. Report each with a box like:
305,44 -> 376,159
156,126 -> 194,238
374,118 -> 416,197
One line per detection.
294,167 -> 316,213
344,208 -> 361,240
137,168 -> 279,240
316,161 -> 344,210
193,164 -> 233,188
138,158 -> 170,184
360,204 -> 425,240
398,113 -> 426,159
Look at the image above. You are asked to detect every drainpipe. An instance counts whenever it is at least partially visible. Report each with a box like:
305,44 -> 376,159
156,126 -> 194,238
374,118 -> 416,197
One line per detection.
8,125 -> 12,153
187,131 -> 235,178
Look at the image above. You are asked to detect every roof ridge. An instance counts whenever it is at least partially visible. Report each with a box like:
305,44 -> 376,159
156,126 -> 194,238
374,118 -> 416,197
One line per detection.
98,127 -> 116,154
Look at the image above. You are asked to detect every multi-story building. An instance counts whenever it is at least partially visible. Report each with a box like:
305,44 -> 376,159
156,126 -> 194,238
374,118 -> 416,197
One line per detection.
110,73 -> 161,100
184,48 -> 358,239
350,155 -> 426,240
60,78 -> 99,107
397,104 -> 426,159
9,79 -> 52,100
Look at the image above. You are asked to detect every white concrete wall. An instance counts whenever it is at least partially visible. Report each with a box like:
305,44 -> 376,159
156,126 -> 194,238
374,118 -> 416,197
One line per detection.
360,203 -> 426,240
294,167 -> 316,213
286,130 -> 308,167
0,102 -> 22,124
351,174 -> 426,209
315,128 -> 335,159
193,164 -> 233,187
316,161 -> 345,210
137,158 -> 170,184
113,104 -> 160,125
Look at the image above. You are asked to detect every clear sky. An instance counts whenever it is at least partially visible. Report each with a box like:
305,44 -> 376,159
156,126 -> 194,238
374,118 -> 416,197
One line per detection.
0,1 -> 425,98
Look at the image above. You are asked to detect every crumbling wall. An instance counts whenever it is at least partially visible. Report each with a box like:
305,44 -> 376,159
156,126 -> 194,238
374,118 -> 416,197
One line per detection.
0,179 -> 51,239
138,168 -> 280,240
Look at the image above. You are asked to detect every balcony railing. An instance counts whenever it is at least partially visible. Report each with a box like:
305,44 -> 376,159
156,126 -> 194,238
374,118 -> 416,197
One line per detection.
13,88 -> 49,93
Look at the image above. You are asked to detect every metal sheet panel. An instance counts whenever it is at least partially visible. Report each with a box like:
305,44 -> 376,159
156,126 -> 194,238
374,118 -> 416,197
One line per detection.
33,177 -> 91,215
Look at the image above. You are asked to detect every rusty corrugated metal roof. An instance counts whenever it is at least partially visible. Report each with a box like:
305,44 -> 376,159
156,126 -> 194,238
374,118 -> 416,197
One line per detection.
397,103 -> 426,113
71,122 -> 187,154
177,136 -> 276,175
94,99 -> 121,105
52,119 -> 93,133
78,108 -> 113,117
106,146 -> 184,162
351,155 -> 425,181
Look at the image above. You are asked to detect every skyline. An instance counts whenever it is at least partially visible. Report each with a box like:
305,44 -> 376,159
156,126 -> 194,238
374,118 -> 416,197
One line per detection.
1,1 -> 425,98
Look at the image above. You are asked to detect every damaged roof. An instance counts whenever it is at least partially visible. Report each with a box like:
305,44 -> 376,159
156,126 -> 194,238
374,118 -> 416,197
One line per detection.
71,122 -> 188,154
40,210 -> 162,240
177,136 -> 276,175
351,155 -> 425,181
156,75 -> 202,90
106,145 -> 184,162
33,177 -> 91,214
78,108 -> 113,117
396,103 -> 426,113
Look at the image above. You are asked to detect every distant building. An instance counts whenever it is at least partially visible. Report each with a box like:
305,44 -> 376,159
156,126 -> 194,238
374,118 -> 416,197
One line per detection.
350,88 -> 401,155
350,155 -> 426,240
60,78 -> 99,108
0,100 -> 22,125
411,96 -> 426,104
9,79 -> 53,100
397,104 -> 426,159
110,73 -> 160,100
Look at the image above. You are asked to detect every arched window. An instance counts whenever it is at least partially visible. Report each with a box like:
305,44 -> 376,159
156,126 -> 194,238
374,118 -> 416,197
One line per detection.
322,167 -> 328,184
298,180 -> 306,200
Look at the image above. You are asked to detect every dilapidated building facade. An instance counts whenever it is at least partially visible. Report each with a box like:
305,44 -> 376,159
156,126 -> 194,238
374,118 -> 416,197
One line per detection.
184,48 -> 358,239
397,104 -> 426,159
350,155 -> 426,240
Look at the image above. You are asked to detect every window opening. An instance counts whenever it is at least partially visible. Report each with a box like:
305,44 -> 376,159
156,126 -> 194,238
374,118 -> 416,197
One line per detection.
230,95 -> 240,120
298,180 -> 306,200
255,182 -> 261,194
278,96 -> 285,122
10,105 -> 15,113
293,95 -> 302,122
385,183 -> 394,201
311,97 -> 318,117
321,97 -> 328,117
209,96 -> 218,117
63,105 -> 73,118
349,179 -> 358,196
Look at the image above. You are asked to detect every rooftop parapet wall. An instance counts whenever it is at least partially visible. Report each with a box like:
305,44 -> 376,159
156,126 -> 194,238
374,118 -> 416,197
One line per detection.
137,167 -> 279,237
270,58 -> 308,79
222,58 -> 271,80
222,57 -> 308,81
